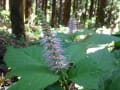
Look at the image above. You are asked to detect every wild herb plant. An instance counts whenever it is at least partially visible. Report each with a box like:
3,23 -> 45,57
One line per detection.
40,13 -> 71,89
4,31 -> 120,90
4,11 -> 120,90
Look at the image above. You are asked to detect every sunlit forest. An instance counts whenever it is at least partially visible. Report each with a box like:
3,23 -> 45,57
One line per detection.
0,0 -> 120,90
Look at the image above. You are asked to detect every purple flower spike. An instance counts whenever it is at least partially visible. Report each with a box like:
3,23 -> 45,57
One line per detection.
41,21 -> 69,73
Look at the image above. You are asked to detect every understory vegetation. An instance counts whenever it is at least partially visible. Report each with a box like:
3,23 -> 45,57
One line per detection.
0,0 -> 120,90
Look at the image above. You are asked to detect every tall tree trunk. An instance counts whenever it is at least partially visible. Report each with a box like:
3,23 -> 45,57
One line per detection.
106,0 -> 113,26
25,0 -> 33,20
25,0 -> 36,24
73,0 -> 78,16
3,0 -> 6,9
58,0 -> 63,24
9,0 -> 26,39
84,0 -> 88,22
51,0 -> 56,27
89,0 -> 94,19
96,0 -> 107,27
63,0 -> 71,26
0,0 -> 5,9
36,0 -> 42,8
73,0 -> 76,14
42,0 -> 47,16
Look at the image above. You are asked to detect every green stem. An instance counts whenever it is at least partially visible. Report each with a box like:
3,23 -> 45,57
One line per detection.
60,70 -> 69,90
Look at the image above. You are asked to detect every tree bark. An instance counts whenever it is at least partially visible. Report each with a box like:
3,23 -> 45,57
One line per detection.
89,0 -> 94,19
36,0 -> 42,8
0,0 -> 5,9
58,0 -> 63,24
96,0 -> 107,27
63,0 -> 71,26
42,0 -> 47,16
25,0 -> 33,20
73,0 -> 78,16
25,0 -> 36,24
9,0 -> 26,39
51,0 -> 56,27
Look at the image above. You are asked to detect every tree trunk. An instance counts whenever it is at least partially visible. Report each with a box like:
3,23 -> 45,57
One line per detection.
84,0 -> 88,22
96,0 -> 107,27
9,0 -> 26,39
73,0 -> 78,16
42,0 -> 47,16
25,0 -> 36,24
89,0 -> 94,19
63,0 -> 71,26
51,0 -> 56,27
0,0 -> 5,9
106,0 -> 113,26
25,0 -> 33,20
58,0 -> 63,24
36,0 -> 42,8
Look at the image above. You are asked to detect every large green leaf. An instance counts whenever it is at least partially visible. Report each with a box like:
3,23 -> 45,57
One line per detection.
99,69 -> 120,90
4,32 -> 120,90
64,43 -> 87,63
69,59 -> 104,89
45,83 -> 63,90
109,70 -> 120,90
66,47 -> 110,89
4,45 -> 59,90
64,34 -> 120,89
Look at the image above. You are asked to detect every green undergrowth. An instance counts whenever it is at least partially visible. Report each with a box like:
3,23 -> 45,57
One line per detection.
4,31 -> 120,90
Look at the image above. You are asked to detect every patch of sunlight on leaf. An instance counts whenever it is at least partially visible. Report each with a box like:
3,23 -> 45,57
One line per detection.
75,84 -> 84,90
87,48 -> 118,71
86,44 -> 107,54
66,34 -> 120,89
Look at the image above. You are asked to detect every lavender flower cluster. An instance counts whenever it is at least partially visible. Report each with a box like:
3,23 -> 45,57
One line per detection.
41,21 -> 69,73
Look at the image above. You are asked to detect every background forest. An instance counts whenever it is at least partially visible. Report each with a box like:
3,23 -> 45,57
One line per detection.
0,0 -> 120,90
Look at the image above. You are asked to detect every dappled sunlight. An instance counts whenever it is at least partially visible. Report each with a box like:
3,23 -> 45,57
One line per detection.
96,26 -> 119,35
75,84 -> 84,90
0,0 -> 120,90
78,35 -> 88,40
86,44 -> 108,54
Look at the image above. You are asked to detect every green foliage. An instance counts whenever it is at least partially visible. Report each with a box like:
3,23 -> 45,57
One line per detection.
45,83 -> 63,90
63,33 -> 120,89
113,41 -> 120,50
0,9 -> 10,24
109,70 -> 120,90
99,69 -> 120,90
56,29 -> 95,43
4,31 -> 120,90
34,8 -> 45,25
4,45 -> 59,90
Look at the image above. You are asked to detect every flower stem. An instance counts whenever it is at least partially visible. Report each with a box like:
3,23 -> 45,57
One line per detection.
60,70 -> 69,90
